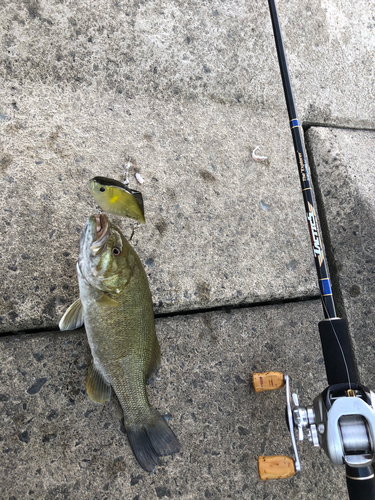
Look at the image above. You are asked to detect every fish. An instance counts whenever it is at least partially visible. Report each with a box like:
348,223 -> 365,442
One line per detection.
59,213 -> 179,471
89,176 -> 146,224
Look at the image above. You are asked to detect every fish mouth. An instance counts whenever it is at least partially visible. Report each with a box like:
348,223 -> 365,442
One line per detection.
90,214 -> 110,255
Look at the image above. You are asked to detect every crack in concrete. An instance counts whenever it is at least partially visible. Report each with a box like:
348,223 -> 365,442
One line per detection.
0,294 -> 322,338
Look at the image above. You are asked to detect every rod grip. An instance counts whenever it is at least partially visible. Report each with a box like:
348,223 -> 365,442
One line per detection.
252,372 -> 284,393
346,465 -> 375,500
318,318 -> 358,385
258,455 -> 296,480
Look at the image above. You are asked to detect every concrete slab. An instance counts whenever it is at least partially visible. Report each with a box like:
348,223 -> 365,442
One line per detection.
306,127 -> 375,388
1,0 -> 374,333
0,0 -> 374,128
0,301 -> 348,499
0,90 -> 318,333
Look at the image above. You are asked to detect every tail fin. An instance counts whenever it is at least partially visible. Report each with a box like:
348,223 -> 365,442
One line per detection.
126,410 -> 180,472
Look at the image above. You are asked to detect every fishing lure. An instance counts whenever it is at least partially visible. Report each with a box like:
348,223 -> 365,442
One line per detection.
89,176 -> 145,224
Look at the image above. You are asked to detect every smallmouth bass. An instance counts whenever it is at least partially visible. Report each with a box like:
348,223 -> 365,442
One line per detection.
89,176 -> 145,223
59,214 -> 179,471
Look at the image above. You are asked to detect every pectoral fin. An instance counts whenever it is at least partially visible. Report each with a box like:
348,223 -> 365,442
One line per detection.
86,360 -> 111,404
96,294 -> 119,307
59,298 -> 84,331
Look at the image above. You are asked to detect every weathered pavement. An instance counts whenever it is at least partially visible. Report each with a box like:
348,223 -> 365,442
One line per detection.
2,302 -> 347,500
1,1 -> 375,499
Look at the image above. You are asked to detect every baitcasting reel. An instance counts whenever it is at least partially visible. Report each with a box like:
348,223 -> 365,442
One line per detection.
253,372 -> 375,481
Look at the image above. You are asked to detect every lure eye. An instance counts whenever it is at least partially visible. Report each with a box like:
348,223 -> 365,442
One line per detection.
112,247 -> 121,256
99,187 -> 106,192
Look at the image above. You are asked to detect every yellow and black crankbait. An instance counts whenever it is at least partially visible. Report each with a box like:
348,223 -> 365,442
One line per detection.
89,176 -> 145,224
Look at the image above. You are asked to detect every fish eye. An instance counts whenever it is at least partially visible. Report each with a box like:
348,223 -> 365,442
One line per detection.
99,187 -> 106,192
112,247 -> 121,256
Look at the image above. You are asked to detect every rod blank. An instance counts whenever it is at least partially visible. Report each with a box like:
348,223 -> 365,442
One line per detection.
267,0 -> 335,319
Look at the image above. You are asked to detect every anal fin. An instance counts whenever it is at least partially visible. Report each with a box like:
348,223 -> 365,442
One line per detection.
59,298 -> 84,331
86,360 -> 111,404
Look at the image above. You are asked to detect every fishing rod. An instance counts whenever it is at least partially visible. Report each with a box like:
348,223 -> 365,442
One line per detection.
252,1 -> 375,498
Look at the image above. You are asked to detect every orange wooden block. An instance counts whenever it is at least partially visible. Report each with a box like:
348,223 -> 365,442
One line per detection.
258,455 -> 296,480
252,371 -> 285,393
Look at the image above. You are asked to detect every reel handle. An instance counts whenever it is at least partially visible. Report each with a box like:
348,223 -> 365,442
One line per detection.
252,371 -> 285,392
258,455 -> 296,480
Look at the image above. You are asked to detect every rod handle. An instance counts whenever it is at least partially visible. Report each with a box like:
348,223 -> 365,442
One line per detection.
346,465 -> 375,500
252,372 -> 285,392
258,455 -> 296,480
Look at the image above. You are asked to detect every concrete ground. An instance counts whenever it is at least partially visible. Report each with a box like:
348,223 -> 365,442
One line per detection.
1,1 -> 374,499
